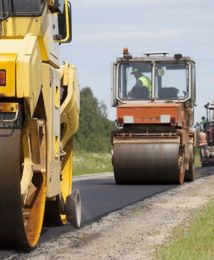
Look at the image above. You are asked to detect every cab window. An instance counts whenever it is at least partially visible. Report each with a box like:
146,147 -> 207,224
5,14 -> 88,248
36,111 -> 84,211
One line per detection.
0,0 -> 45,17
118,63 -> 152,101
155,63 -> 188,100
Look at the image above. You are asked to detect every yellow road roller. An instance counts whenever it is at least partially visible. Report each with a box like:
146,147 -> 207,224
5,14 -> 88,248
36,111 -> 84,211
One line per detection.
0,0 -> 81,250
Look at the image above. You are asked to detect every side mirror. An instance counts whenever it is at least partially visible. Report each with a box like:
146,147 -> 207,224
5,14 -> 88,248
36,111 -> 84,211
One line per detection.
56,0 -> 72,43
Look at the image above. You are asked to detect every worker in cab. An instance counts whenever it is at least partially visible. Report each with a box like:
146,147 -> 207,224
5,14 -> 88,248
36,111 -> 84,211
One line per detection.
131,67 -> 152,95
198,129 -> 209,164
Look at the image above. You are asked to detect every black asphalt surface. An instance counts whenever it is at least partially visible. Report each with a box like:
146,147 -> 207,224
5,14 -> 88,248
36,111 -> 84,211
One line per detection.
73,175 -> 176,225
0,168 -> 213,259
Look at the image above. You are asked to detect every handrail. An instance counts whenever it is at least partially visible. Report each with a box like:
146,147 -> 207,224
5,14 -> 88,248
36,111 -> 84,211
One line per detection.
59,0 -> 70,43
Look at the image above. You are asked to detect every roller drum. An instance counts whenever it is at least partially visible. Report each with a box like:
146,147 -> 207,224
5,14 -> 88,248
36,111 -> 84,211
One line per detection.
0,127 -> 46,250
0,129 -> 25,248
113,141 -> 183,184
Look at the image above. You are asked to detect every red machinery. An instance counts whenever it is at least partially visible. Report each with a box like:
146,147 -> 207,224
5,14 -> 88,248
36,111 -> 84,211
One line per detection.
111,49 -> 196,184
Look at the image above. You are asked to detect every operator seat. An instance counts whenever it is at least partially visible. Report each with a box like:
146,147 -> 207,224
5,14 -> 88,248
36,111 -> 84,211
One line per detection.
159,87 -> 178,99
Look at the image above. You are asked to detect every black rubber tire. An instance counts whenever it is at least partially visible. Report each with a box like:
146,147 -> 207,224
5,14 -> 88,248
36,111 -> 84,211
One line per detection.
185,160 -> 195,182
65,190 -> 81,228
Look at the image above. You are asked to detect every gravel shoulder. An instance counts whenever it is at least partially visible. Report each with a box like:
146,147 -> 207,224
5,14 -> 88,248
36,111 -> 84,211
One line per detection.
17,170 -> 214,260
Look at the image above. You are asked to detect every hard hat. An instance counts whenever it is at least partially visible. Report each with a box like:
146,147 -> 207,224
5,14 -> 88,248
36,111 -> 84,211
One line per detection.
131,67 -> 140,74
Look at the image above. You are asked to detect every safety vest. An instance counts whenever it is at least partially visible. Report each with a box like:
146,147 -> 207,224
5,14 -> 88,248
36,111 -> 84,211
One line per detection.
138,75 -> 152,93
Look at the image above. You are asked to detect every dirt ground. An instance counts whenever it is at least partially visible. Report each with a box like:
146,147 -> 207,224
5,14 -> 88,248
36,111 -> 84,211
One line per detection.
17,170 -> 214,260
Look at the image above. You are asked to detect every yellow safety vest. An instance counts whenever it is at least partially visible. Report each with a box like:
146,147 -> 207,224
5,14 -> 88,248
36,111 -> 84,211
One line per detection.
139,75 -> 152,93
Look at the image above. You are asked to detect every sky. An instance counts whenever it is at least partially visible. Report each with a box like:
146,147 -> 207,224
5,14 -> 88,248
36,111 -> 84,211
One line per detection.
61,0 -> 214,123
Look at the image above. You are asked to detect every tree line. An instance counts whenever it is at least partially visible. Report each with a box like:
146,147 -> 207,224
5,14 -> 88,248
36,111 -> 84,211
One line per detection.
74,87 -> 116,153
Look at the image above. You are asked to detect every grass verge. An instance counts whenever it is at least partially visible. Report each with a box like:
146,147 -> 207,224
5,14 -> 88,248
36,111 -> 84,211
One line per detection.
73,150 -> 113,176
156,197 -> 214,260
194,148 -> 201,168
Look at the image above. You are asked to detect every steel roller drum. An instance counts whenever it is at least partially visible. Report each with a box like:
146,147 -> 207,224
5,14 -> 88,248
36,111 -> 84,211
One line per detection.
113,140 -> 182,184
0,128 -> 45,250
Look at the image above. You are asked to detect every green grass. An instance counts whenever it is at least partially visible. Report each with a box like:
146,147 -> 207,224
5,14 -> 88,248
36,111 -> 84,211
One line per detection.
194,148 -> 201,168
73,151 -> 113,176
156,198 -> 214,260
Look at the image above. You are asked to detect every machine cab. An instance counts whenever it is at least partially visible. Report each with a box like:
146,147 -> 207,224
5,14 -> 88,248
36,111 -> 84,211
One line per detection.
0,0 -> 72,43
112,50 -> 196,107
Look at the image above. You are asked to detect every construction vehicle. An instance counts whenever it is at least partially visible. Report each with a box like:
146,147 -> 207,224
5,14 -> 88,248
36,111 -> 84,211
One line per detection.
111,49 -> 196,184
0,0 -> 81,250
200,103 -> 214,166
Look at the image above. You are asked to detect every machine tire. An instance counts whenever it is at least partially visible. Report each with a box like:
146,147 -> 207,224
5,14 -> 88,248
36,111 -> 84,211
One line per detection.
65,190 -> 81,228
185,160 -> 195,182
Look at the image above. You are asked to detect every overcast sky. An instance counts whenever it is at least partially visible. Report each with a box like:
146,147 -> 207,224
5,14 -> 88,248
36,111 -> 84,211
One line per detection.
61,0 -> 214,122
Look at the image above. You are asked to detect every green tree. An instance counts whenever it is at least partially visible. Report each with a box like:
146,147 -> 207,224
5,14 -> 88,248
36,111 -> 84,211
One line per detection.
74,87 -> 116,152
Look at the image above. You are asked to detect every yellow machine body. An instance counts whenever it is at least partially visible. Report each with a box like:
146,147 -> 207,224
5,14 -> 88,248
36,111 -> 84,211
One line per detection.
0,0 -> 80,250
0,54 -> 16,96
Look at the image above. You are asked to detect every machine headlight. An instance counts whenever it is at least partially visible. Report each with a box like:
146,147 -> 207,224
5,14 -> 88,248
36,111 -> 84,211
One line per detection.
0,70 -> 6,86
123,115 -> 134,124
160,115 -> 171,123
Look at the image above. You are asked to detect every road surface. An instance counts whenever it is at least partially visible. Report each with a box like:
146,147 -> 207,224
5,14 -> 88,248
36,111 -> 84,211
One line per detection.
0,168 -> 212,259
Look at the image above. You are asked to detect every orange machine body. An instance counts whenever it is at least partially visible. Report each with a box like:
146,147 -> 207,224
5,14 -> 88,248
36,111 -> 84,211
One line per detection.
111,51 -> 196,185
116,102 -> 184,126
